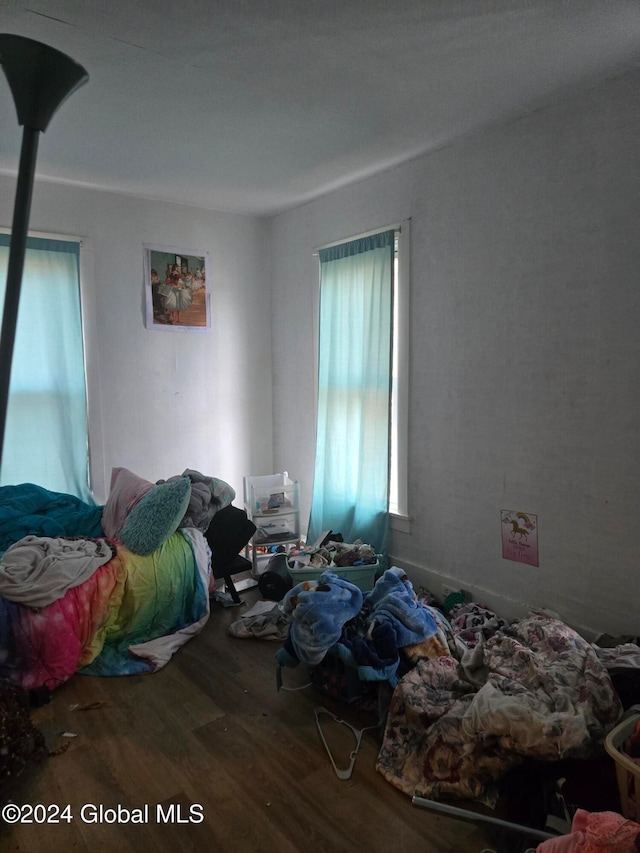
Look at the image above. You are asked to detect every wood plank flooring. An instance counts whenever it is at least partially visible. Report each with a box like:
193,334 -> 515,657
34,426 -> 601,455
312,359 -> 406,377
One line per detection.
1,586 -> 499,853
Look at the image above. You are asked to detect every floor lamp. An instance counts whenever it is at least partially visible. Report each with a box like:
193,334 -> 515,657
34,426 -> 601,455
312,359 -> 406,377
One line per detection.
0,34 -> 88,473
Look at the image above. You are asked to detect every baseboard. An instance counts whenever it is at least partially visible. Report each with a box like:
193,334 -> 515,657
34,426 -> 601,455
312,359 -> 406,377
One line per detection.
387,554 -> 599,641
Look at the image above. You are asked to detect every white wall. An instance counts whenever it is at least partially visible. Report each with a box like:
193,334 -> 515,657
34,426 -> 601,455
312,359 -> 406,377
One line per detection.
0,179 -> 273,504
269,68 -> 640,639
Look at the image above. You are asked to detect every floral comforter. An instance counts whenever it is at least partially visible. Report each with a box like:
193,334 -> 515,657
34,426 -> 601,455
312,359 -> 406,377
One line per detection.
376,612 -> 622,806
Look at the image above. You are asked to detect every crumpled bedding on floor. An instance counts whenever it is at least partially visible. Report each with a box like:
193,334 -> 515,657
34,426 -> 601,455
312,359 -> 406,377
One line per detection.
376,612 -> 622,806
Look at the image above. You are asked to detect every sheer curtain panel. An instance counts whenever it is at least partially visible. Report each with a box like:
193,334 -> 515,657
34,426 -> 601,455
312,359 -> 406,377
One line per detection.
307,230 -> 394,554
0,235 -> 92,501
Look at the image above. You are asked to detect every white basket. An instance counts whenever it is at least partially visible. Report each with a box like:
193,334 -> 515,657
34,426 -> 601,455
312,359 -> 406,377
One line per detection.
605,712 -> 640,820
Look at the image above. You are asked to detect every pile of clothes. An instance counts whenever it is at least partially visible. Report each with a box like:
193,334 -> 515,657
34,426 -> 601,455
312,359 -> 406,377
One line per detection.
275,566 -> 452,685
535,809 -> 640,852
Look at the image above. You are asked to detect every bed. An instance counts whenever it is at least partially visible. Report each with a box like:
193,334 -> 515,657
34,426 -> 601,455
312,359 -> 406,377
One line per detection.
0,467 -> 234,692
275,567 -> 624,809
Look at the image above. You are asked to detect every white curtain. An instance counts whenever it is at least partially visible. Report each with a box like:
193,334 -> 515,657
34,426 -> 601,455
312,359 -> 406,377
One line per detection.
0,235 -> 92,501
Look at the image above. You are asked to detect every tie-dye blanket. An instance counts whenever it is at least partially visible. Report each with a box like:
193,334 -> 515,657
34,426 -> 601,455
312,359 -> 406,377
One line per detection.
0,528 -> 210,691
376,613 -> 622,807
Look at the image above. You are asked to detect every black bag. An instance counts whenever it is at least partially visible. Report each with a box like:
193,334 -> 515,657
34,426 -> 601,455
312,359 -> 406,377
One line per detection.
258,553 -> 293,602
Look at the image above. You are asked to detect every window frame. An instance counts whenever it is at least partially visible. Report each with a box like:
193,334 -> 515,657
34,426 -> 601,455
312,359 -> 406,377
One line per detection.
390,222 -> 410,527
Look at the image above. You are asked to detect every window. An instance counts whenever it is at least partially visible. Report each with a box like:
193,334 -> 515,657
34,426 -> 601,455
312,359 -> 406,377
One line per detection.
0,233 -> 92,501
308,222 -> 409,550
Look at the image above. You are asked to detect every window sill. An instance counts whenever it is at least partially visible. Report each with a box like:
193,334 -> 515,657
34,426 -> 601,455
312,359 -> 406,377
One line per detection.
390,512 -> 411,534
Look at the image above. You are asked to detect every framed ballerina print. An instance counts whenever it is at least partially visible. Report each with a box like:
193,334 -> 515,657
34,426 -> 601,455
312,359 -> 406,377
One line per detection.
143,243 -> 211,331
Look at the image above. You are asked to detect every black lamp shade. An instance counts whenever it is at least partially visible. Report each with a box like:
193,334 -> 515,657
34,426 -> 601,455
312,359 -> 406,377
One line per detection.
0,34 -> 88,132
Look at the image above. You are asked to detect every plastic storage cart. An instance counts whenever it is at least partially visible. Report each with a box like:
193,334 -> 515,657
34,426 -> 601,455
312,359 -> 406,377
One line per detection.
243,473 -> 300,576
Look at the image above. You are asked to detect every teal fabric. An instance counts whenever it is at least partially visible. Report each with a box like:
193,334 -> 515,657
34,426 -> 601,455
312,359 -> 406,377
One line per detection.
119,477 -> 192,556
0,483 -> 104,556
307,230 -> 394,553
0,235 -> 92,502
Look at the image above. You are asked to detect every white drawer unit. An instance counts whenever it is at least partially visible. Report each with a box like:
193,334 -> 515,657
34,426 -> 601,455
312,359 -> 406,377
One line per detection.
243,473 -> 300,575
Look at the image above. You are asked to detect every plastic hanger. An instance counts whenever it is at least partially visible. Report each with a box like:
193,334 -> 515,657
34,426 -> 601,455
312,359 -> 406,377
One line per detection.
314,706 -> 378,780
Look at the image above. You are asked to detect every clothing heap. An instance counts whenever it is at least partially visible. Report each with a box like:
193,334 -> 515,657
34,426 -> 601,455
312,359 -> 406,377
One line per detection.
535,809 -> 640,852
288,538 -> 377,570
157,469 -> 235,532
275,567 -> 452,685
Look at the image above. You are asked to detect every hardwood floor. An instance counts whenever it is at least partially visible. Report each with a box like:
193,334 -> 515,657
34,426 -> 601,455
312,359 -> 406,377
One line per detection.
1,586 -> 498,853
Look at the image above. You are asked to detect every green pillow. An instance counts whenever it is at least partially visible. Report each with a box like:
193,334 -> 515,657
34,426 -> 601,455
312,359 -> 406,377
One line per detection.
119,477 -> 191,556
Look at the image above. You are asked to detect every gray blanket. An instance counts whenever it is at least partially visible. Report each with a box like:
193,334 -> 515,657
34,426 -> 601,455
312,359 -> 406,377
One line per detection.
0,535 -> 115,608
159,469 -> 235,532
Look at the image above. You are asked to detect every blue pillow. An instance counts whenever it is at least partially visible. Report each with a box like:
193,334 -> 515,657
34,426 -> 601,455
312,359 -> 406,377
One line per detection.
119,477 -> 191,556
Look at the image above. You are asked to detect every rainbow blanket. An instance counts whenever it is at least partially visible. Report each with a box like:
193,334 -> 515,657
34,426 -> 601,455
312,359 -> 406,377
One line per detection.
0,487 -> 211,690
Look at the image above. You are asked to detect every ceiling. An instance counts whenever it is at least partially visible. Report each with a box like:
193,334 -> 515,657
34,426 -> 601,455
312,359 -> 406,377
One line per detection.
1,1 -> 640,218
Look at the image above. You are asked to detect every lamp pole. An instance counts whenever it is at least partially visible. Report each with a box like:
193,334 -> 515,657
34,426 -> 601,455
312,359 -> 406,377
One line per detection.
0,34 -> 88,472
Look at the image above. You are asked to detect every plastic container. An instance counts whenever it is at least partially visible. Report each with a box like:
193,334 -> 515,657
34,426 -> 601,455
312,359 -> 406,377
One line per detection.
604,712 -> 640,820
288,561 -> 379,592
244,473 -> 297,515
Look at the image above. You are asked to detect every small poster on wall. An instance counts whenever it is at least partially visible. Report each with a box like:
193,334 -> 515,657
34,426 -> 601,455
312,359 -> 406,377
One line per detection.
143,243 -> 211,331
501,510 -> 539,566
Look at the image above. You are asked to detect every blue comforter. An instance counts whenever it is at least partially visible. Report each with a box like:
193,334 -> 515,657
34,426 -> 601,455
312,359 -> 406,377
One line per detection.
0,483 -> 104,555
